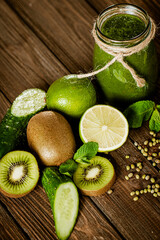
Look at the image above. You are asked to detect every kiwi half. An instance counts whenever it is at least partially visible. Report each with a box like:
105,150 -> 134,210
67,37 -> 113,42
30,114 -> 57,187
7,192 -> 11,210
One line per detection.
0,151 -> 39,198
73,156 -> 116,196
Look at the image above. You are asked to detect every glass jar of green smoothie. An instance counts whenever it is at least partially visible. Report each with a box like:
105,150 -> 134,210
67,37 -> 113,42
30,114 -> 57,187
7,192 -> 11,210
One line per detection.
93,4 -> 158,107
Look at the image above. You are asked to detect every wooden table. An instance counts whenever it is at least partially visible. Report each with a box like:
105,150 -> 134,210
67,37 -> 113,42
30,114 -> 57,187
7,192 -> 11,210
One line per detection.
0,0 -> 160,239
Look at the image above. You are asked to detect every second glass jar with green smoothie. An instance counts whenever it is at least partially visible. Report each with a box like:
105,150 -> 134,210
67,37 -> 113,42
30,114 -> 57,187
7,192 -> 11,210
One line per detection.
93,4 -> 158,107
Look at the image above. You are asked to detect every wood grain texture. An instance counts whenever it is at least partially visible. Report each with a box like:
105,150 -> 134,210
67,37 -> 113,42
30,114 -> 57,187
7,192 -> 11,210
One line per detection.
6,0 -> 96,73
0,184 -> 123,240
0,92 -> 11,120
6,0 -> 160,98
129,123 -> 160,172
0,203 -> 28,240
0,0 -> 160,239
0,1 -> 123,239
0,0 -> 68,102
91,136 -> 160,240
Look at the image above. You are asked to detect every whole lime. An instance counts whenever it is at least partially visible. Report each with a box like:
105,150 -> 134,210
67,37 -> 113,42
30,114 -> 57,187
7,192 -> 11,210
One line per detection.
46,75 -> 96,118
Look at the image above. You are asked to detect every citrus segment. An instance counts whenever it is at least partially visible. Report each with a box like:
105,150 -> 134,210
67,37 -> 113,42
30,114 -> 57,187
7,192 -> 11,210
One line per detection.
79,105 -> 129,152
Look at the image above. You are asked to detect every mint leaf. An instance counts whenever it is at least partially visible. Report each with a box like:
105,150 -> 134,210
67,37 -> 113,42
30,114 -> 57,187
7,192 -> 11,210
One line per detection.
59,142 -> 98,176
59,159 -> 78,177
73,142 -> 98,163
75,157 -> 90,164
124,100 -> 155,128
157,105 -> 160,111
149,109 -> 160,132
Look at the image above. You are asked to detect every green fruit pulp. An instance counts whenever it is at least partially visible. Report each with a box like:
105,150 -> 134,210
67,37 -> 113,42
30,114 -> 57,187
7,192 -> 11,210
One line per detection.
73,156 -> 115,191
11,88 -> 46,117
46,75 -> 96,118
0,151 -> 39,196
54,182 -> 79,240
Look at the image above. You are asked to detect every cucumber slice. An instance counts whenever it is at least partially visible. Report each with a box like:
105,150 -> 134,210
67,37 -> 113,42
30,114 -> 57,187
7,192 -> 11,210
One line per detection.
11,88 -> 46,117
42,167 -> 79,240
0,88 -> 46,159
54,182 -> 79,240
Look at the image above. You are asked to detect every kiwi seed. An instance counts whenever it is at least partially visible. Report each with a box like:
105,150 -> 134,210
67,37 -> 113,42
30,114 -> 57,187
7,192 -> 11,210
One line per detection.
8,161 -> 28,185
83,164 -> 104,182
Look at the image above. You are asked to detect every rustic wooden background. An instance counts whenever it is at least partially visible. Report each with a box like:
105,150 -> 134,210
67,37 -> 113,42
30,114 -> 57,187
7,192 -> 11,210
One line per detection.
0,0 -> 160,239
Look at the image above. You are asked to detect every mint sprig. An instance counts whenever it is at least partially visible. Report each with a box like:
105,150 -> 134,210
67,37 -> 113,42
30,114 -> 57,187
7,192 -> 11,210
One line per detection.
59,159 -> 78,177
73,142 -> 98,163
149,109 -> 160,132
59,142 -> 98,177
124,100 -> 160,132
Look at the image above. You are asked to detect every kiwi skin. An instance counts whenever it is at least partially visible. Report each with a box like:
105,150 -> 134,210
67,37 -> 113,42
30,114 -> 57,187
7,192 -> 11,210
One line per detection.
27,111 -> 76,166
0,184 -> 39,198
79,171 -> 116,196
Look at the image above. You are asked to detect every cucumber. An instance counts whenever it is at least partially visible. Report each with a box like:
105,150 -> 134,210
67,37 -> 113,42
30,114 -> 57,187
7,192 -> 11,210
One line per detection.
0,88 -> 46,159
42,167 -> 79,240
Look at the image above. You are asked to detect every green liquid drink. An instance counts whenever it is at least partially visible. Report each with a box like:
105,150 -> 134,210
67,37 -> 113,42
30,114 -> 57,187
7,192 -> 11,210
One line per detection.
93,4 -> 158,107
101,14 -> 145,41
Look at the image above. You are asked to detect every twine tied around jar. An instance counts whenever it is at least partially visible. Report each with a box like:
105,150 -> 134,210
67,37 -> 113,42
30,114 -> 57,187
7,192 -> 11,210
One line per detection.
77,18 -> 156,88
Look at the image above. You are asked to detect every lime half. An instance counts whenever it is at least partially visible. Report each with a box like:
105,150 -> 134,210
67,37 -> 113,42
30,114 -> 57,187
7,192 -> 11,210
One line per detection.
79,105 -> 129,152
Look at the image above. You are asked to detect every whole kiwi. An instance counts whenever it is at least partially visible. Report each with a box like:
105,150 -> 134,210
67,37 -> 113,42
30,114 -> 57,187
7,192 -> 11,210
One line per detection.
27,111 -> 76,166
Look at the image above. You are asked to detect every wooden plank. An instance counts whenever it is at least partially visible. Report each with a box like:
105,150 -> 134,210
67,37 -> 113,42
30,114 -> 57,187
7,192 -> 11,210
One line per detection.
86,0 -> 160,23
0,92 -> 11,119
129,123 -> 160,171
0,185 -> 58,240
0,202 -> 28,240
0,0 -> 68,102
0,184 -> 123,240
1,0 -> 160,239
91,135 -> 160,240
6,0 -> 96,73
5,0 -> 160,239
6,0 -> 160,96
6,0 -> 160,97
0,1 -> 123,239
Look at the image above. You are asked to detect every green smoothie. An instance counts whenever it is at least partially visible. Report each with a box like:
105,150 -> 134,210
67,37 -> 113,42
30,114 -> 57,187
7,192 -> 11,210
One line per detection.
101,14 -> 145,41
93,11 -> 158,107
